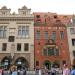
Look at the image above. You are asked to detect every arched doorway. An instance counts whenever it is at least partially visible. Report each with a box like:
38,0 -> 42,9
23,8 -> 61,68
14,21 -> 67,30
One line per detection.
15,57 -> 29,70
44,60 -> 51,69
1,56 -> 11,69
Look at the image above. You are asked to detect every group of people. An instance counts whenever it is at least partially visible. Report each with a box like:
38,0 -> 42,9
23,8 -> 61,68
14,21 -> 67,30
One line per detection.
63,64 -> 75,75
0,66 -> 26,75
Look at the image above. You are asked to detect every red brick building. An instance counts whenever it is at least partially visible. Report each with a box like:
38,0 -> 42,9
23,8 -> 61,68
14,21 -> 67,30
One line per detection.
34,12 -> 70,69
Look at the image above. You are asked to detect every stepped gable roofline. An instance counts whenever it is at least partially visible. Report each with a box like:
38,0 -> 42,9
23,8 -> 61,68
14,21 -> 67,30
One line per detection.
18,5 -> 31,10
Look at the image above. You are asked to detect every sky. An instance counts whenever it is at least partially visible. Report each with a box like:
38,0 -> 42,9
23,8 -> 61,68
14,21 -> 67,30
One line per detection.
0,0 -> 75,14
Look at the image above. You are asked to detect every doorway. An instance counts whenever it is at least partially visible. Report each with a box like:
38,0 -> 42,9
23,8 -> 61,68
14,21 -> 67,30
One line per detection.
44,60 -> 51,69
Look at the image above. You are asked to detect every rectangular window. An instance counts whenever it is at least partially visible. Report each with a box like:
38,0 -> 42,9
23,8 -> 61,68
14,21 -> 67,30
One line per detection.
44,31 -> 48,39
2,43 -> 7,51
70,28 -> 75,34
55,49 -> 59,56
18,26 -> 29,38
48,48 -> 54,56
17,43 -> 21,51
36,61 -> 39,66
43,49 -> 47,56
8,36 -> 15,42
24,43 -> 29,51
36,15 -> 40,18
36,30 -> 40,39
52,31 -> 56,41
0,26 -> 7,38
62,60 -> 66,65
73,50 -> 75,57
72,39 -> 75,46
60,31 -> 64,39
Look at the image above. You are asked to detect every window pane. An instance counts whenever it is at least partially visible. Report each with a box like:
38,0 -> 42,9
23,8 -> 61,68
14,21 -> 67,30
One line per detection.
48,48 -> 54,56
17,43 -> 21,51
18,26 -> 29,38
36,61 -> 39,66
3,30 -> 7,38
36,31 -> 40,39
18,30 -> 21,36
72,39 -> 75,46
44,31 -> 48,39
0,30 -> 3,37
55,49 -> 59,56
52,31 -> 56,40
8,36 -> 15,42
43,49 -> 47,56
24,43 -> 29,51
0,26 -> 7,38
2,43 -> 7,51
70,28 -> 75,34
73,50 -> 75,57
60,31 -> 64,39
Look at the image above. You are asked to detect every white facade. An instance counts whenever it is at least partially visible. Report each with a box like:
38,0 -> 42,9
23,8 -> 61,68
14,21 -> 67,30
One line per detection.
0,6 -> 34,70
67,21 -> 75,65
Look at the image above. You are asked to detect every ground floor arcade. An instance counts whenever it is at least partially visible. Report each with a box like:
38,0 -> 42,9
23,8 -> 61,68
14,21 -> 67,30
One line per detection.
0,53 -> 34,70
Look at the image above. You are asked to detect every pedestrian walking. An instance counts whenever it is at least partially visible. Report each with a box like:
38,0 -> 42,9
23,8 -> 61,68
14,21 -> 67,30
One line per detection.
51,68 -> 56,75
62,64 -> 70,75
71,65 -> 75,75
0,67 -> 3,75
11,67 -> 17,75
23,67 -> 26,75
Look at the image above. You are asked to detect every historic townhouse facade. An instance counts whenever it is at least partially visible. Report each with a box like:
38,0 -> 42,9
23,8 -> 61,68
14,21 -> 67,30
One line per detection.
67,15 -> 75,65
0,6 -> 34,70
34,12 -> 70,69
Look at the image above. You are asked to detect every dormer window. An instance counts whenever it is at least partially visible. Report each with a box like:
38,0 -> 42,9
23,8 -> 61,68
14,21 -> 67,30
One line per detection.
36,15 -> 40,18
54,15 -> 58,19
36,15 -> 41,22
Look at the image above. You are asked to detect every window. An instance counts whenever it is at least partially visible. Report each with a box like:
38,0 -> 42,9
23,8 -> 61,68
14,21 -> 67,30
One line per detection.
43,47 -> 59,56
62,60 -> 66,65
72,39 -> 75,46
0,26 -> 7,38
36,30 -> 40,39
8,36 -> 15,42
48,48 -> 54,56
36,61 -> 39,66
60,31 -> 64,39
2,43 -> 7,51
36,15 -> 41,22
54,48 -> 59,56
18,26 -> 29,38
44,31 -> 48,39
52,31 -> 56,40
24,43 -> 29,51
36,15 -> 40,18
43,48 -> 48,56
17,43 -> 21,51
54,15 -> 57,19
73,50 -> 75,57
70,28 -> 75,34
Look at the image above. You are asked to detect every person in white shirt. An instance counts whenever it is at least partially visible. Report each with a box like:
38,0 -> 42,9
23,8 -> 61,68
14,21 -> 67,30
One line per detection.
63,64 -> 70,75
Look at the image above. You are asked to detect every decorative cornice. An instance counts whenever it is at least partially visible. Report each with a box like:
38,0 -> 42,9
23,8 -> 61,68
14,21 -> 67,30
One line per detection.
0,17 -> 34,21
